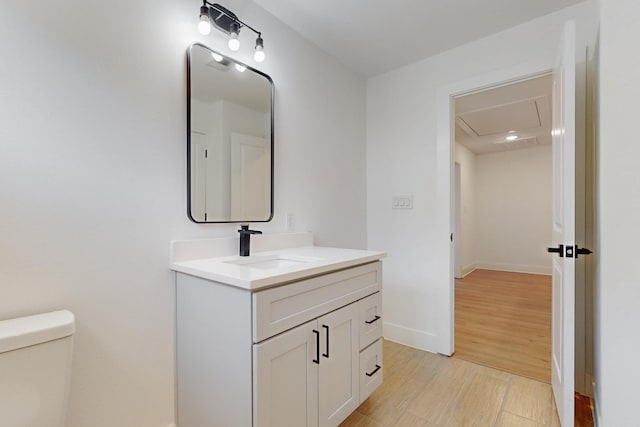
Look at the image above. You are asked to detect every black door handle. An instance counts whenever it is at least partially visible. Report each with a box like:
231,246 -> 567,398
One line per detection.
547,244 -> 564,257
548,244 -> 592,259
576,247 -> 593,259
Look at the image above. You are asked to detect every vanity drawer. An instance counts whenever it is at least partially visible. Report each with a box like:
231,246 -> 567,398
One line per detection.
359,339 -> 383,404
359,292 -> 382,350
252,261 -> 382,343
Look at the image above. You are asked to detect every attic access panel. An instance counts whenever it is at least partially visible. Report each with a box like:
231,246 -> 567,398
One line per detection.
458,99 -> 541,136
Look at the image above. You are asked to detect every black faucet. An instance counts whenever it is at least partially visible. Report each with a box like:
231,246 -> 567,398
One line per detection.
238,225 -> 262,257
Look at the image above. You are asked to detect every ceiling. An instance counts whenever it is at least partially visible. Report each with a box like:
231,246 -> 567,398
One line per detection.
455,74 -> 552,155
252,0 -> 585,77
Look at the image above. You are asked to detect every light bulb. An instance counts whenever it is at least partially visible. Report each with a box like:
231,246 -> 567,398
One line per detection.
254,37 -> 265,62
211,52 -> 224,62
505,135 -> 518,141
198,7 -> 211,35
228,22 -> 240,51
228,34 -> 240,51
235,63 -> 247,72
198,19 -> 211,35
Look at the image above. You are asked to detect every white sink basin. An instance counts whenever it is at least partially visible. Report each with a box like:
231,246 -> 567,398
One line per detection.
223,254 -> 324,270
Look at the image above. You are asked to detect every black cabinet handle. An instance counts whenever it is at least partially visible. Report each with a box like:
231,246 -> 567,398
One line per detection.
322,325 -> 329,358
365,315 -> 381,325
366,364 -> 381,377
312,330 -> 320,364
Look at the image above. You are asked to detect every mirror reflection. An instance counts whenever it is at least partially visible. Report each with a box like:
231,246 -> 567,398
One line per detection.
187,43 -> 274,223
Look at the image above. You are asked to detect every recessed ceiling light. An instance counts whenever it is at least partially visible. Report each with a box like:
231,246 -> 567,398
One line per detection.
505,135 -> 518,141
508,130 -> 516,134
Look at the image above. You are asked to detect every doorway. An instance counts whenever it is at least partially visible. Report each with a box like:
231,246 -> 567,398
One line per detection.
435,21 -> 590,426
451,74 -> 553,382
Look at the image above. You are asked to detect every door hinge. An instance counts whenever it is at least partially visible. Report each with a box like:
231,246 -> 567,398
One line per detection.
205,149 -> 208,158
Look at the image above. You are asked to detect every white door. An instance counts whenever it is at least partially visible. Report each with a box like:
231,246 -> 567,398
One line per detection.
253,320 -> 319,427
550,20 -> 576,427
230,132 -> 270,221
318,304 -> 359,427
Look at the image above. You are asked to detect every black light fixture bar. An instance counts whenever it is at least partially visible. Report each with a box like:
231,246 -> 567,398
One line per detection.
203,1 -> 262,39
198,1 -> 265,62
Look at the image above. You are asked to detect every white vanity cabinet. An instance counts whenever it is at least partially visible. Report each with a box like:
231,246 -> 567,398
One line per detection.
254,301 -> 360,427
175,258 -> 383,427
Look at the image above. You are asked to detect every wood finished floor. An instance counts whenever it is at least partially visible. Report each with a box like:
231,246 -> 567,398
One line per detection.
341,339 -> 561,427
453,269 -> 552,383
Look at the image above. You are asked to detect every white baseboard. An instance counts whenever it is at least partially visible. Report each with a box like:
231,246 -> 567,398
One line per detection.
383,321 -> 439,353
475,262 -> 551,276
461,263 -> 476,277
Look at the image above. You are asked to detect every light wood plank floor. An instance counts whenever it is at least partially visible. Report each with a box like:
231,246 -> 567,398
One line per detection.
341,339 -> 560,427
453,269 -> 552,383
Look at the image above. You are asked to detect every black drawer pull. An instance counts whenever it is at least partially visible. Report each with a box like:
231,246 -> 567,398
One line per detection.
312,330 -> 320,364
365,315 -> 381,325
366,364 -> 381,377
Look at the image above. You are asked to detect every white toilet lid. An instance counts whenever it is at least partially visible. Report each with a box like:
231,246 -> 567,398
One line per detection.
0,310 -> 75,354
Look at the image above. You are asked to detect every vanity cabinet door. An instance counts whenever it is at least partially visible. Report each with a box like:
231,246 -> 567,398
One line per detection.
318,303 -> 360,427
253,320 -> 319,427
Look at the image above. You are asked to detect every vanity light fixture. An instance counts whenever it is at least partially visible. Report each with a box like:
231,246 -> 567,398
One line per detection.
505,135 -> 519,141
198,1 -> 266,63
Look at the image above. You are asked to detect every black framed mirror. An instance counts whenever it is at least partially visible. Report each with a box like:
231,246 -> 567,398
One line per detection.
187,42 -> 274,223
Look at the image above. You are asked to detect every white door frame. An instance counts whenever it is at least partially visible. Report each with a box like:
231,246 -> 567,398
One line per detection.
454,162 -> 462,279
435,61 -> 554,355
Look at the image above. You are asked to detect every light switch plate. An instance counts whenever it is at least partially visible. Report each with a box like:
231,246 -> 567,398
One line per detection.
392,195 -> 413,209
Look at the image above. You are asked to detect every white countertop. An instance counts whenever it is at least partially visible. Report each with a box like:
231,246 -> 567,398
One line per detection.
170,245 -> 386,290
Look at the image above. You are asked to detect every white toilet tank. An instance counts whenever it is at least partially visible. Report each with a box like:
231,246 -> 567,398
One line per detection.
0,310 -> 75,427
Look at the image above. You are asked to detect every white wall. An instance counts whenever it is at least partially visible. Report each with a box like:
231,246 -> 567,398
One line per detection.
0,1 -> 367,426
454,142 -> 476,276
594,0 -> 640,423
367,2 -> 597,351
474,145 -> 552,275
